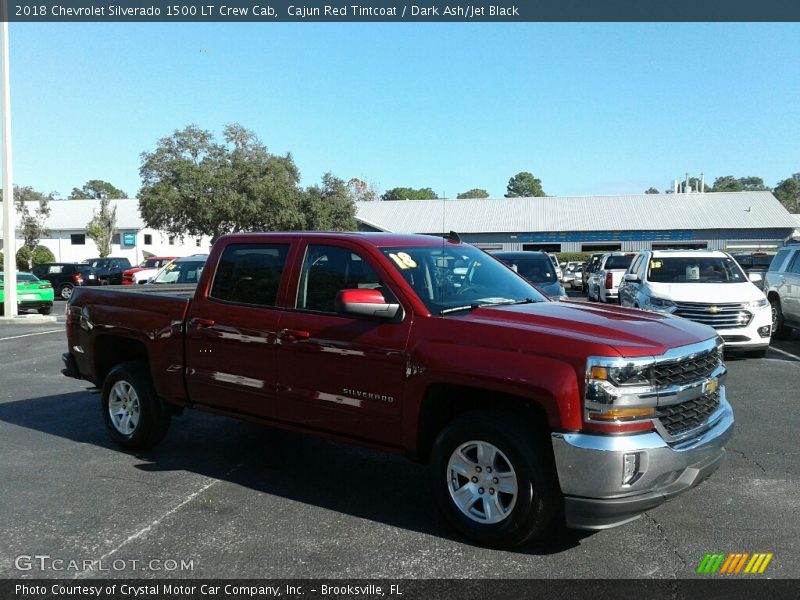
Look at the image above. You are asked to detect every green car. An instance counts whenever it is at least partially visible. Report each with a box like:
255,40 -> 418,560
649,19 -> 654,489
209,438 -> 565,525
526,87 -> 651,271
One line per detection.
0,272 -> 55,315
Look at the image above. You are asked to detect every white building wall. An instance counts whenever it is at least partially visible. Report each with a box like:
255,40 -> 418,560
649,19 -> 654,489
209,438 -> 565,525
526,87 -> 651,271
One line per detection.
7,228 -> 212,265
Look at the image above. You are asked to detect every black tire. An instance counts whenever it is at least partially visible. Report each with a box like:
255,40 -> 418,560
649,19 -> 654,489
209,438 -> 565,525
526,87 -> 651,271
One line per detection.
38,305 -> 52,315
59,283 -> 74,300
770,297 -> 791,340
429,411 -> 561,548
101,361 -> 170,450
746,348 -> 768,359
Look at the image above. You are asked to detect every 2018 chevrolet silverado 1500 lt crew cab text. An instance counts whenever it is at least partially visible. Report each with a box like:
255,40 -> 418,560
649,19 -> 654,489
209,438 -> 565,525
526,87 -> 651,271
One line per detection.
62,232 -> 734,548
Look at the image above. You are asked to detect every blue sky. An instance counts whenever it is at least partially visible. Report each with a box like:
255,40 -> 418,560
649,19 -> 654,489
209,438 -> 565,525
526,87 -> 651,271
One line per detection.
6,23 -> 800,198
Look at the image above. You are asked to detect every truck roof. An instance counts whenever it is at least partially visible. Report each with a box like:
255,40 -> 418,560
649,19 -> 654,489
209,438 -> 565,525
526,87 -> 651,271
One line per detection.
217,231 -> 459,248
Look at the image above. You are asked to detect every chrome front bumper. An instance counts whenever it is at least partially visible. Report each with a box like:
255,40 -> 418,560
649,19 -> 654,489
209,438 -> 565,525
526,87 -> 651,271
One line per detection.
552,392 -> 734,530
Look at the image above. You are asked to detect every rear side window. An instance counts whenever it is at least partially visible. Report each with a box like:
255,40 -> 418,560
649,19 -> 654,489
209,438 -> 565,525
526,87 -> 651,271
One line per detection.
789,252 -> 800,275
210,244 -> 289,307
769,248 -> 792,273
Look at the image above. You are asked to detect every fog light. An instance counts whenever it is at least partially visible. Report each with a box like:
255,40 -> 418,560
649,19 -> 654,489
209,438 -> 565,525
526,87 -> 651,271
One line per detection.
758,326 -> 771,338
623,453 -> 639,485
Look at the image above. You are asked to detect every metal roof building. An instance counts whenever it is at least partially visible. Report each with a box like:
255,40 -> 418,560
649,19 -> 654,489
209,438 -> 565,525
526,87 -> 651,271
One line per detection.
355,191 -> 797,253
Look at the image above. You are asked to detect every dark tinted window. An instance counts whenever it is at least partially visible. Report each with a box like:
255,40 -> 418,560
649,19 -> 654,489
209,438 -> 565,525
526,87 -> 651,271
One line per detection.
71,234 -> 85,245
769,249 -> 792,272
298,245 -> 383,313
210,244 -> 289,306
605,255 -> 634,270
496,256 -> 556,283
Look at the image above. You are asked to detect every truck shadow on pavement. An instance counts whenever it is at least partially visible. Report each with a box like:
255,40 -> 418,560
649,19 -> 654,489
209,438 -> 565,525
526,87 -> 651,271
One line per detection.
0,390 -> 591,555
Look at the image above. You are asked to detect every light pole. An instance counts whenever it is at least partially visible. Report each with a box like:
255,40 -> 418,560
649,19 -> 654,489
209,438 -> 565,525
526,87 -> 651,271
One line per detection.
1,9 -> 17,318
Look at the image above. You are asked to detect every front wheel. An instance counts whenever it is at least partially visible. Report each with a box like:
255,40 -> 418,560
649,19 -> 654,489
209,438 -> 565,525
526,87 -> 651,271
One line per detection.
746,348 -> 768,358
102,361 -> 170,450
429,411 -> 560,548
770,298 -> 791,339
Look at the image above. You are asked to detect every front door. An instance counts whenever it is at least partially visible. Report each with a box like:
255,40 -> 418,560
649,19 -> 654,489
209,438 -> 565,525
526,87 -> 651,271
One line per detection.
275,241 -> 411,447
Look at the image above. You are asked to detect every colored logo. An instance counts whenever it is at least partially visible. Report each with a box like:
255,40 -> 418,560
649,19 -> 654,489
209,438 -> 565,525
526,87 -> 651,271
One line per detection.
705,378 -> 719,395
707,306 -> 721,314
696,552 -> 773,574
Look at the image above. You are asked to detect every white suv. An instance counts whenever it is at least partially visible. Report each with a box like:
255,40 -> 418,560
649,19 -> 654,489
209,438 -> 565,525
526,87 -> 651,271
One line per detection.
618,250 -> 772,357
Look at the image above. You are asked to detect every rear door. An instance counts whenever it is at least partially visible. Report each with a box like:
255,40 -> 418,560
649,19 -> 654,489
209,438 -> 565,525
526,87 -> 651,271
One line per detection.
185,240 -> 296,418
274,239 -> 411,447
782,251 -> 800,324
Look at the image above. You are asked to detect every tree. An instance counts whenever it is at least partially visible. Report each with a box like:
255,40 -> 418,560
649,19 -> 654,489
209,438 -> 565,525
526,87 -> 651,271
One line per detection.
773,173 -> 800,213
505,172 -> 545,198
139,124 -> 307,243
644,187 -> 660,194
16,245 -> 55,271
347,178 -> 378,203
303,173 -> 358,231
738,176 -> 769,191
86,197 -> 117,257
457,188 -> 490,199
69,180 -> 127,199
381,187 -> 438,201
711,176 -> 742,192
12,185 -> 51,250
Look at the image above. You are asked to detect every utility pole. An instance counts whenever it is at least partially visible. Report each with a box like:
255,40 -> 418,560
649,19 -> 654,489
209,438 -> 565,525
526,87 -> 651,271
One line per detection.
1,11 -> 18,318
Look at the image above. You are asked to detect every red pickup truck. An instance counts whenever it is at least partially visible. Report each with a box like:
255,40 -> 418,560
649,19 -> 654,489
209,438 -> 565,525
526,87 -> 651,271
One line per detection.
63,232 -> 734,548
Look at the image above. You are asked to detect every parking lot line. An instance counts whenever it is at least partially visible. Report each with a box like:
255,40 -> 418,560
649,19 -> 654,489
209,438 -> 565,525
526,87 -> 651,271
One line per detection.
0,329 -> 62,342
770,346 -> 800,362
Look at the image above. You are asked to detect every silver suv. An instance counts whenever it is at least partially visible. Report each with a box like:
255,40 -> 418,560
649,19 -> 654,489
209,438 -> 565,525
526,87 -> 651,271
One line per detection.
764,245 -> 800,338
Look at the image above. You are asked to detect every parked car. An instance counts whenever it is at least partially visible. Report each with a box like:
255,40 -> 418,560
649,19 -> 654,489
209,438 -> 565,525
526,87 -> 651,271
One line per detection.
564,264 -> 584,289
730,252 -> 776,291
586,253 -> 635,303
763,244 -> 800,339
31,262 -> 101,300
80,257 -> 132,285
148,255 -> 208,285
492,251 -> 568,300
581,253 -> 604,292
0,271 -> 54,314
122,256 -> 177,285
64,232 -> 733,548
618,249 -> 771,357
561,261 -> 580,282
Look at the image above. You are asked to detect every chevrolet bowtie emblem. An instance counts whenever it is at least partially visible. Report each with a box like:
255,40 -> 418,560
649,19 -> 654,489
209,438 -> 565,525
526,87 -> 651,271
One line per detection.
708,306 -> 721,314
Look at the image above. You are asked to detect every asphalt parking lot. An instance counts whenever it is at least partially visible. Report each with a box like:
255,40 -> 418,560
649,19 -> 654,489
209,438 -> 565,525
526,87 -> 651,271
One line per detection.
1,299 -> 799,579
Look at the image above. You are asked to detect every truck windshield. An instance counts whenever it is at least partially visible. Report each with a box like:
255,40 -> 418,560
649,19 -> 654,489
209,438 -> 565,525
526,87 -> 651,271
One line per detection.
381,245 -> 546,314
648,256 -> 747,284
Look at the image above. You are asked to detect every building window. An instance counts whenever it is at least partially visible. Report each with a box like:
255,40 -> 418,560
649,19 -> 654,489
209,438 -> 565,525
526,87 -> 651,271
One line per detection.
522,243 -> 562,253
71,234 -> 86,245
651,242 -> 708,250
144,234 -> 152,245
581,243 -> 621,252
111,233 -> 121,245
168,236 -> 175,246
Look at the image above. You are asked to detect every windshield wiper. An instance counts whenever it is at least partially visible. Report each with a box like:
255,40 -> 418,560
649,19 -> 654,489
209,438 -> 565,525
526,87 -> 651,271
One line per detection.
440,304 -> 481,315
440,298 -> 538,315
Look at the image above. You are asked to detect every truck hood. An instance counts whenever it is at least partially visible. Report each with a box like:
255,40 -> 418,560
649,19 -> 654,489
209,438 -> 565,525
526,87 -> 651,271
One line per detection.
458,301 -> 716,358
647,281 -> 764,303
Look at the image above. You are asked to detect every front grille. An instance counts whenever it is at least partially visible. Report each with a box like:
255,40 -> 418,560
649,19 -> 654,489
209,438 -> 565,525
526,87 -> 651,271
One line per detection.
653,348 -> 721,387
673,301 -> 752,330
656,391 -> 721,437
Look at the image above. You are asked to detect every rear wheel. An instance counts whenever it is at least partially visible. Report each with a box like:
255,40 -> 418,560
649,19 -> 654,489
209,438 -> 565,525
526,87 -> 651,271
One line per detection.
430,411 -> 560,548
102,361 -> 170,450
770,297 -> 791,339
59,283 -> 74,300
38,306 -> 52,315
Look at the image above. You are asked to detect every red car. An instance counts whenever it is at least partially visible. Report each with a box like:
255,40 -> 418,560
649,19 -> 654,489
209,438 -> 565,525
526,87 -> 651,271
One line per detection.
121,256 -> 176,285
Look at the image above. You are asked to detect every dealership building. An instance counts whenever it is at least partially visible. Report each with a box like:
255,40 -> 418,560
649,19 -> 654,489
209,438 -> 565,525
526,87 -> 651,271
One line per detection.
0,198 -> 212,264
355,191 -> 798,253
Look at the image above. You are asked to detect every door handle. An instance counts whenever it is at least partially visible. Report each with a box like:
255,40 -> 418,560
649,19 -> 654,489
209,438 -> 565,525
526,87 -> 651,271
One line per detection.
279,328 -> 310,341
190,317 -> 216,328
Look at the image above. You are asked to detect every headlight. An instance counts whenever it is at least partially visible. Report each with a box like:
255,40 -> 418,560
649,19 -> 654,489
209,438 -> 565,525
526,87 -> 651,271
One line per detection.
746,297 -> 768,309
585,357 -> 657,425
646,295 -> 675,308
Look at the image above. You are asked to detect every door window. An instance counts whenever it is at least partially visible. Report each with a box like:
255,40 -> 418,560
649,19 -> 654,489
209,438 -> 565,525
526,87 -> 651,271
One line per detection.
789,252 -> 800,275
209,243 -> 290,307
297,245 -> 383,313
